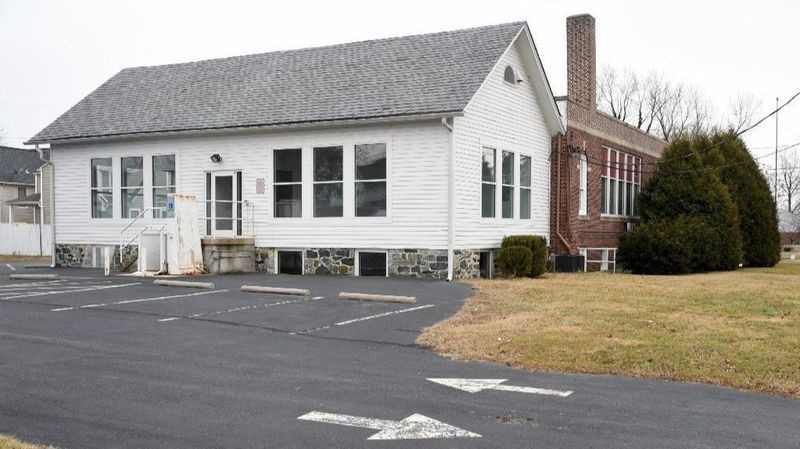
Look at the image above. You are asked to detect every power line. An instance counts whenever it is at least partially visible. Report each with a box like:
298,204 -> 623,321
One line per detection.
634,90 -> 800,167
574,139 -> 800,176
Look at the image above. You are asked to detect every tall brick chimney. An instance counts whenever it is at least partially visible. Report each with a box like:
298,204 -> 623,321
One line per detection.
566,14 -> 596,109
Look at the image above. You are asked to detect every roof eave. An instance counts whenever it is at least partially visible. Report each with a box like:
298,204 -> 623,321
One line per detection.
25,110 -> 465,145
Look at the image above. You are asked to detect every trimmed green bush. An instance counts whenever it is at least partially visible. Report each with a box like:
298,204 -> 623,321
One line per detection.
705,133 -> 781,267
627,134 -> 743,273
496,246 -> 533,278
501,235 -> 548,277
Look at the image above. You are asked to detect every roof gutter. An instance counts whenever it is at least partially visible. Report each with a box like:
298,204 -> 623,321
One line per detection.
35,145 -> 56,268
25,111 -> 465,146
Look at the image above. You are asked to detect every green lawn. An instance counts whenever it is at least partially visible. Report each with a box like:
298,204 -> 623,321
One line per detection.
419,263 -> 800,399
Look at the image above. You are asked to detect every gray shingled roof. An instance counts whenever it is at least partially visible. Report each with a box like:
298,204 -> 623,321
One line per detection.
29,22 -> 526,143
0,146 -> 44,184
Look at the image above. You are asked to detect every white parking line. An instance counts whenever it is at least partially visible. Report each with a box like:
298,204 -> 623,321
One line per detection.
158,295 -> 324,322
295,304 -> 436,334
52,289 -> 228,311
0,282 -> 113,295
0,280 -> 62,290
2,283 -> 140,301
6,264 -> 16,271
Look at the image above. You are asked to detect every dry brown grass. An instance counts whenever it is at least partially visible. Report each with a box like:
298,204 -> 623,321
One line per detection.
0,435 -> 56,449
418,263 -> 800,399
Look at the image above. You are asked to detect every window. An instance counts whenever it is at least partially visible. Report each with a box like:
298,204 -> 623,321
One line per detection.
503,65 -> 518,84
274,149 -> 302,217
90,158 -> 113,218
152,155 -> 175,218
501,151 -> 514,219
314,146 -> 344,217
17,186 -> 26,199
601,148 -> 641,217
278,251 -> 303,275
358,251 -> 387,277
355,143 -> 387,217
121,157 -> 143,219
520,155 -> 532,219
579,154 -> 587,216
481,148 -> 496,218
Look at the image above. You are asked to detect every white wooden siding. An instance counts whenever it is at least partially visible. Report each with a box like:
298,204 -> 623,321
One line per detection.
52,120 -> 450,249
453,36 -> 552,249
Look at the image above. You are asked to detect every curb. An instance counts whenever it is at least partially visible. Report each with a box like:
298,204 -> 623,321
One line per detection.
9,273 -> 59,280
241,285 -> 310,296
338,292 -> 417,304
154,279 -> 215,289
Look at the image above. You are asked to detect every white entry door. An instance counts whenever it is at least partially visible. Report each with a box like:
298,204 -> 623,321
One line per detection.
210,171 -> 237,236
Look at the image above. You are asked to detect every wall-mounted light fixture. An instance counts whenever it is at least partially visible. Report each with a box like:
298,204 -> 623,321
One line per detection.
210,154 -> 222,163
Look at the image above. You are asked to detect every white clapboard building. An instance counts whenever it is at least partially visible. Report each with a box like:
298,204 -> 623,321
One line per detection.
27,22 -> 563,279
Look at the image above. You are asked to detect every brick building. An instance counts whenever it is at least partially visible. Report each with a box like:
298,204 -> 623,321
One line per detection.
551,14 -> 667,271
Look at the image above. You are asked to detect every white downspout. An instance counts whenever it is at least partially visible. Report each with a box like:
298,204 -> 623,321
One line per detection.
442,117 -> 455,281
35,144 -> 56,268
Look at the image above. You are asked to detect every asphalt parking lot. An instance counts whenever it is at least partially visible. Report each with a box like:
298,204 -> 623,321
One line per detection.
1,263 -> 798,448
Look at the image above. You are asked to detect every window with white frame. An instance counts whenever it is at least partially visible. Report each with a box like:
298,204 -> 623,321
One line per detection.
355,143 -> 387,217
90,158 -> 113,218
601,148 -> 641,217
579,154 -> 588,216
274,148 -> 302,218
501,150 -> 514,219
313,146 -> 344,217
481,148 -> 496,218
152,155 -> 176,218
121,156 -> 143,219
520,155 -> 532,219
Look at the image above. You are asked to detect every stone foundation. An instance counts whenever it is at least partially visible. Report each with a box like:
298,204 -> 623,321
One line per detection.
255,247 -> 275,273
453,249 -> 482,279
55,243 -> 494,279
304,248 -> 355,275
55,243 -> 138,272
387,249 -> 449,280
55,243 -> 93,268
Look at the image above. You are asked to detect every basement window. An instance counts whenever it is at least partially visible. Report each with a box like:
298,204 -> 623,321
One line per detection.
278,251 -> 303,275
358,251 -> 387,277
479,251 -> 492,279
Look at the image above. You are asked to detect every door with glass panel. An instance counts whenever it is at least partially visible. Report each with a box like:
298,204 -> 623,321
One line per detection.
209,171 -> 236,236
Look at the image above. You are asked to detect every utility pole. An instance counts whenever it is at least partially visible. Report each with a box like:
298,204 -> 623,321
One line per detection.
775,97 -> 779,202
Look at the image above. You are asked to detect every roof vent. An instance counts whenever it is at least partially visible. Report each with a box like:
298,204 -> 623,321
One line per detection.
504,65 -> 522,84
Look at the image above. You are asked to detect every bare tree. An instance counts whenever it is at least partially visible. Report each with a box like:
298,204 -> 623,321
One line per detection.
727,93 -> 761,134
597,67 -> 758,142
597,66 -> 639,123
779,151 -> 800,215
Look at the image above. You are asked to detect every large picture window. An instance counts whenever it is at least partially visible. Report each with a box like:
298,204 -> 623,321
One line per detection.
121,156 -> 143,219
481,148 -> 496,218
314,146 -> 344,217
520,155 -> 532,219
601,148 -> 641,217
355,143 -> 387,217
501,151 -> 514,219
90,158 -> 113,218
274,149 -> 302,218
152,155 -> 175,218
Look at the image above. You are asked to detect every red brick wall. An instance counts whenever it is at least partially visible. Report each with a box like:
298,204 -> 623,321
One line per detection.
550,122 -> 661,255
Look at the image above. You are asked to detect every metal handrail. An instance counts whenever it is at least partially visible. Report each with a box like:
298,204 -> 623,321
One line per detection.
119,206 -> 168,265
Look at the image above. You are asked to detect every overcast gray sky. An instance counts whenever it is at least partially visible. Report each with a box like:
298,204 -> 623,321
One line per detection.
1,0 -> 797,167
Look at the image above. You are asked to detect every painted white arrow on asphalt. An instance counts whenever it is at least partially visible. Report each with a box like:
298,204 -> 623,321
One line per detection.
427,378 -> 573,397
297,411 -> 481,440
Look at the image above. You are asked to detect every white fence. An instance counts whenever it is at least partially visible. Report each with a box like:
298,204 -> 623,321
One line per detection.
0,223 -> 52,256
